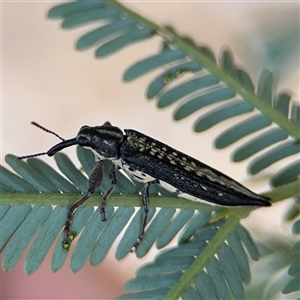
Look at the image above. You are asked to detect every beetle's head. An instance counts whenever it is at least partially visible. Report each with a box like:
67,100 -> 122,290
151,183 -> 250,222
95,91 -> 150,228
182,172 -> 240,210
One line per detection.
17,121 -> 123,160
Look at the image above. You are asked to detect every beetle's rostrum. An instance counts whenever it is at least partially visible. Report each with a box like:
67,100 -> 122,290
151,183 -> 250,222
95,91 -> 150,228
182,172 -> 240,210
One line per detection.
18,121 -> 271,251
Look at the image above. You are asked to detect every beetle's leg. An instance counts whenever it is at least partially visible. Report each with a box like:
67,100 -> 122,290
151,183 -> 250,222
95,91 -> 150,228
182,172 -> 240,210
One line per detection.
63,160 -> 104,249
131,181 -> 151,252
100,164 -> 117,221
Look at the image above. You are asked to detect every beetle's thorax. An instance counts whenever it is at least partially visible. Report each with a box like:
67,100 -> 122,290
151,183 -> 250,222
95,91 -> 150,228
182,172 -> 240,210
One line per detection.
76,124 -> 125,160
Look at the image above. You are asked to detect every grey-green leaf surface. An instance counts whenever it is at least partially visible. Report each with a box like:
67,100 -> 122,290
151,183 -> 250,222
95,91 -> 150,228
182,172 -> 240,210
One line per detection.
0,205 -> 32,252
25,206 -> 68,274
124,49 -> 186,81
51,206 -> 94,272
2,205 -> 52,271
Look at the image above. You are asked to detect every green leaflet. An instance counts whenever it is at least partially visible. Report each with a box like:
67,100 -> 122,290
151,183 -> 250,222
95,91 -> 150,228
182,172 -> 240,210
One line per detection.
135,208 -> 176,258
0,205 -> 32,252
206,257 -> 232,299
2,205 -> 52,271
147,60 -> 202,99
25,206 -> 68,274
55,153 -> 88,192
249,141 -> 300,175
123,49 -> 186,81
95,28 -> 154,57
194,272 -> 218,299
115,207 -> 156,260
62,9 -> 120,29
27,158 -> 79,193
174,87 -> 236,120
233,128 -> 289,162
77,19 -> 137,50
51,206 -> 94,272
124,271 -> 183,291
193,100 -> 254,132
0,164 -> 36,192
70,207 -> 115,272
157,75 -> 220,108
292,219 -> 300,235
214,114 -> 272,148
48,1 -> 106,18
227,232 -> 251,284
6,155 -> 59,193
218,243 -> 245,299
181,287 -> 199,300
156,209 -> 194,249
90,207 -> 135,266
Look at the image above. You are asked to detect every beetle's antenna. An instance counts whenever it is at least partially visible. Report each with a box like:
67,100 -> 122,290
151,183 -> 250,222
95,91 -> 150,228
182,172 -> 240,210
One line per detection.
16,122 -> 66,160
17,152 -> 48,160
31,121 -> 65,141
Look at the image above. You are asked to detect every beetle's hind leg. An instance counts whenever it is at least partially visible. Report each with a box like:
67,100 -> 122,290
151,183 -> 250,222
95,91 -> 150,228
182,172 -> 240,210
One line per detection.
131,181 -> 151,252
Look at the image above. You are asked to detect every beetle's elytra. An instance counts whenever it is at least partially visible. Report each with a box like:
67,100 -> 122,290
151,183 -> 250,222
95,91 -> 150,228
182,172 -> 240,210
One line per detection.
18,121 -> 271,251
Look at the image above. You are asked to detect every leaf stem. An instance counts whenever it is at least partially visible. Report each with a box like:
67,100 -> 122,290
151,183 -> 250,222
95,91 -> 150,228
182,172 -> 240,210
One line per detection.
1,180 -> 299,207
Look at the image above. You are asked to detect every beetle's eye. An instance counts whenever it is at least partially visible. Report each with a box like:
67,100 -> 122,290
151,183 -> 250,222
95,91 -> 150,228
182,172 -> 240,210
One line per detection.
77,135 -> 90,147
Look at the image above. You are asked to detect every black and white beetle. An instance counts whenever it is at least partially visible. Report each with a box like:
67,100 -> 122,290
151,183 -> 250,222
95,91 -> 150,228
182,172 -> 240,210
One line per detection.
18,121 -> 271,250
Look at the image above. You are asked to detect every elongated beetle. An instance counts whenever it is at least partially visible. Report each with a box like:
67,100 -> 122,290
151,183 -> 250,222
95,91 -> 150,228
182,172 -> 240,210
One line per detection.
18,121 -> 271,250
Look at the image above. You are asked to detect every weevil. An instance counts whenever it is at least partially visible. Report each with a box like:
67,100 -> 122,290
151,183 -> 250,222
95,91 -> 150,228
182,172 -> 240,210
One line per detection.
18,121 -> 271,251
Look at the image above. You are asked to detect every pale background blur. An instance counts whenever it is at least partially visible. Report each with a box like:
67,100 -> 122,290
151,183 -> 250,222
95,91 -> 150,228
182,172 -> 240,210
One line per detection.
1,1 -> 299,299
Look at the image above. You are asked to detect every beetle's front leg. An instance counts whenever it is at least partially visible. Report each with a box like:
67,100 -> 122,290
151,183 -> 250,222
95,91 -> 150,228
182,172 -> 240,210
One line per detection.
63,160 -> 104,250
100,164 -> 117,222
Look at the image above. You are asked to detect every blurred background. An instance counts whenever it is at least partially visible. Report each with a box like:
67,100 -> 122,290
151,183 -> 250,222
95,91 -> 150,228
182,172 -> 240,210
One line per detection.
1,1 -> 299,299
